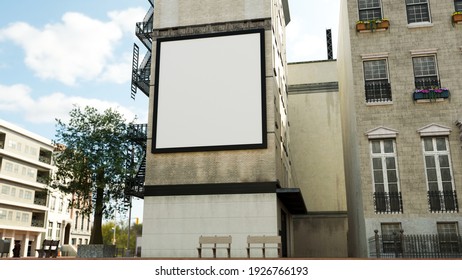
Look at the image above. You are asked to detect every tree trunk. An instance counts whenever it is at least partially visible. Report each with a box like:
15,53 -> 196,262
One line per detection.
90,182 -> 104,244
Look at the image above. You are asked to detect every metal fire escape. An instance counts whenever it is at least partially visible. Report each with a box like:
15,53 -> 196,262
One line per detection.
130,0 -> 153,100
125,124 -> 148,200
124,0 -> 153,202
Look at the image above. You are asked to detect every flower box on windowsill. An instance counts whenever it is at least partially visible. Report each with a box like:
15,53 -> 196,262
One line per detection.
413,88 -> 450,102
356,19 -> 390,32
453,12 -> 462,25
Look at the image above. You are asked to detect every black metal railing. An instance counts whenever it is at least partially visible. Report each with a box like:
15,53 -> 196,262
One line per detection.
415,77 -> 440,89
369,230 -> 462,258
373,192 -> 403,214
365,80 -> 392,102
428,190 -> 459,213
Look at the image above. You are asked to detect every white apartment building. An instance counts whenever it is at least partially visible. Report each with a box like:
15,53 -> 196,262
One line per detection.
0,120 -> 91,257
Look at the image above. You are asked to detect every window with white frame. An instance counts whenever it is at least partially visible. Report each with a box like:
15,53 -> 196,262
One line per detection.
412,55 -> 439,89
456,0 -> 462,12
422,137 -> 458,213
370,139 -> 402,214
437,222 -> 460,253
358,0 -> 382,21
406,0 -> 431,24
363,59 -> 392,102
56,223 -> 61,239
50,196 -> 56,211
48,221 -> 53,238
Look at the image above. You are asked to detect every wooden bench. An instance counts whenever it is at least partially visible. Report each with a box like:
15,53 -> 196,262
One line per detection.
246,235 -> 281,258
36,239 -> 60,258
197,235 -> 232,258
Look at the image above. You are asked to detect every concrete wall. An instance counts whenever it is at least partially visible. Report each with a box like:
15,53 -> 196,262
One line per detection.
293,214 -> 348,258
154,0 -> 271,29
288,60 -> 346,212
287,60 -> 348,257
142,193 -> 278,258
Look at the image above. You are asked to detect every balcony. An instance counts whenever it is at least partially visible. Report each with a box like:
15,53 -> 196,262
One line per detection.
39,149 -> 52,164
0,133 -> 5,149
31,212 -> 46,228
428,190 -> 459,213
373,192 -> 403,214
33,191 -> 47,206
36,170 -> 50,184
369,230 -> 462,258
365,80 -> 392,103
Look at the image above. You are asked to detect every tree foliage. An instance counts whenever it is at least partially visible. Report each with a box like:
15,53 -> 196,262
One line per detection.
102,221 -> 142,252
52,106 -> 142,244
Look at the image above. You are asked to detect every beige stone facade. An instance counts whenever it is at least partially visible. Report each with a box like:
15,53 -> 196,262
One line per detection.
338,0 -> 462,257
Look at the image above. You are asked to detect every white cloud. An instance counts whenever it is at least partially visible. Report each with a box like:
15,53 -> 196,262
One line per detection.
100,52 -> 133,84
0,8 -> 144,85
0,83 -> 139,124
0,84 -> 34,111
108,7 -> 147,33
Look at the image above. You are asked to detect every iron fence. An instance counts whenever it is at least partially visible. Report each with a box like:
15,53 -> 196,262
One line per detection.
369,230 -> 462,258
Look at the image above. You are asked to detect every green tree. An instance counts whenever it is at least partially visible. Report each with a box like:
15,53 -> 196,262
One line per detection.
102,221 -> 142,252
52,106 -> 141,244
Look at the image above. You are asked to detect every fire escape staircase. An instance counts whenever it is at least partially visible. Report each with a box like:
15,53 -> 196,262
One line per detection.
130,0 -> 154,100
125,124 -> 148,200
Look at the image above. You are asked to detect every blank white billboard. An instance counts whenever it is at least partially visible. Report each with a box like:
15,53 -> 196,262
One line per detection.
153,30 -> 266,152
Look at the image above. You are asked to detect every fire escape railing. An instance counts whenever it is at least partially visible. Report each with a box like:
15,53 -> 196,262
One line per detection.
131,0 -> 153,100
125,124 -> 147,200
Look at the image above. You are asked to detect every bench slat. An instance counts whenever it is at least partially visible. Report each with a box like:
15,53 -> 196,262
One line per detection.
246,235 -> 281,258
197,235 -> 232,258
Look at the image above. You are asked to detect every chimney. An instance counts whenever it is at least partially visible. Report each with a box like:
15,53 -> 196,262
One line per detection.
326,29 -> 333,60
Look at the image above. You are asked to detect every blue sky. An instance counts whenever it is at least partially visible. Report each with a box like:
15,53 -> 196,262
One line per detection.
0,0 -> 340,221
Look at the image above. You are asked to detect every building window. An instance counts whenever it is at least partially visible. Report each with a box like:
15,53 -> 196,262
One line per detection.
371,139 -> 402,214
381,223 -> 403,254
406,0 -> 430,24
358,0 -> 382,21
71,238 -> 76,245
455,0 -> 462,12
56,223 -> 61,239
437,222 -> 460,253
81,215 -> 85,230
21,213 -> 29,223
58,198 -> 64,213
363,59 -> 391,102
1,185 -> 9,195
48,221 -> 53,238
413,55 -> 439,89
24,191 -> 32,200
423,137 -> 458,213
0,210 -> 6,220
50,196 -> 56,211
